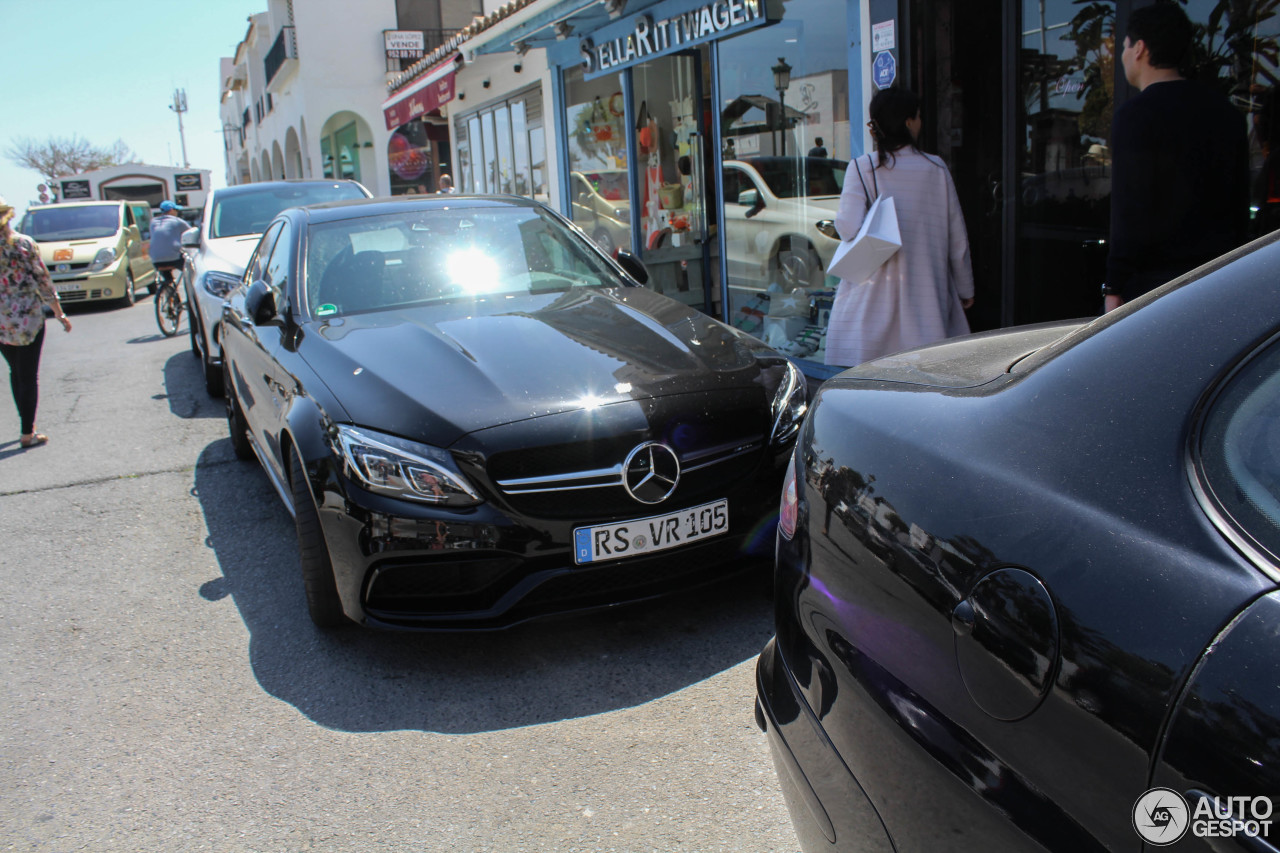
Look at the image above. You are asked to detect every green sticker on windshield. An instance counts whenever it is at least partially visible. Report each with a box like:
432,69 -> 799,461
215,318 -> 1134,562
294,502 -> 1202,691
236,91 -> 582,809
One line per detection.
317,303 -> 337,316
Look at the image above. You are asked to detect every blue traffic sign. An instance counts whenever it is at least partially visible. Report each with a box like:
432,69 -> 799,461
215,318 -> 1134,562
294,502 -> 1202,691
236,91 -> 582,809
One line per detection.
873,50 -> 897,90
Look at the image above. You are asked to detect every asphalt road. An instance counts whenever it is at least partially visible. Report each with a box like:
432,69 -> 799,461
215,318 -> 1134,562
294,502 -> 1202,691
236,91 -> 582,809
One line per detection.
0,296 -> 800,852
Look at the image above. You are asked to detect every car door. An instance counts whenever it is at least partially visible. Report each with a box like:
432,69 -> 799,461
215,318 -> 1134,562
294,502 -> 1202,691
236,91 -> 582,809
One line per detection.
224,220 -> 287,480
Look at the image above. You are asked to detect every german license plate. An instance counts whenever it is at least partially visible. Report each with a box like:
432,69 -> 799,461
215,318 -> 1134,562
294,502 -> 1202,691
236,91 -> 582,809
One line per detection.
574,499 -> 729,564
54,282 -> 83,292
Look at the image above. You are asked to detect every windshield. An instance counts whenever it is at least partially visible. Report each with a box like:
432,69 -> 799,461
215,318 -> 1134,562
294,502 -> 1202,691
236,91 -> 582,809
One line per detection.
747,157 -> 848,198
19,205 -> 120,241
210,183 -> 367,239
305,205 -> 624,317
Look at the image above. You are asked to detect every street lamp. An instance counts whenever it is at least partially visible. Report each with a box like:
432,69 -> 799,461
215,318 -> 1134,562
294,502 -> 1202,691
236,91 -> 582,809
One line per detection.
772,57 -> 792,157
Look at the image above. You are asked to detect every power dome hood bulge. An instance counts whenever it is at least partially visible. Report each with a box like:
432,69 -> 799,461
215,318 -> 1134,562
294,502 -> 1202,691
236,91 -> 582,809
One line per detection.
299,287 -> 779,446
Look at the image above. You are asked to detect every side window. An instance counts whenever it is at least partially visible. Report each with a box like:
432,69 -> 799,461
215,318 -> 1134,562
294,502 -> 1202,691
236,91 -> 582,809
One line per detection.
245,221 -> 284,287
723,168 -> 745,206
1198,337 -> 1280,562
133,205 -> 152,239
263,220 -> 293,300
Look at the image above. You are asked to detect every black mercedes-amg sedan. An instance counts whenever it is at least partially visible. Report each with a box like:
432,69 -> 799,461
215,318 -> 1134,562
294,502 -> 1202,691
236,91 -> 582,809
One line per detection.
757,232 -> 1280,851
219,195 -> 805,630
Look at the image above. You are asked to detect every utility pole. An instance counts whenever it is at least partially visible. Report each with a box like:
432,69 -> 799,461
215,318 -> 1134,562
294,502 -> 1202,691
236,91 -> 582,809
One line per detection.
170,89 -> 189,168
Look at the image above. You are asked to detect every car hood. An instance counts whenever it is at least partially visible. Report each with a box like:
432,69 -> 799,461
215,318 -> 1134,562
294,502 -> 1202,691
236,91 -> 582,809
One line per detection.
837,320 -> 1086,389
31,234 -> 118,261
299,287 -> 775,445
197,234 -> 262,276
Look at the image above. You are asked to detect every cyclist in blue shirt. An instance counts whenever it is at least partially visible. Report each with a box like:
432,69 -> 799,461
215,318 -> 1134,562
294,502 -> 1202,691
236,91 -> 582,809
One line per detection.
149,201 -> 188,288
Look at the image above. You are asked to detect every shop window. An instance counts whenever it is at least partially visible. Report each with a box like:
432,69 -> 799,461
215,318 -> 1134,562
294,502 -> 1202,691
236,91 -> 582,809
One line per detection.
321,137 -> 334,180
452,90 -> 543,201
717,0 -> 851,360
1177,0 -> 1280,236
563,65 -> 632,256
333,122 -> 360,183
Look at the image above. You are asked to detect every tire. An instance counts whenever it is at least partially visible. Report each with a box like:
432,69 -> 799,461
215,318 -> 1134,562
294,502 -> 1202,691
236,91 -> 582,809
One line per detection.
592,227 -> 616,256
188,302 -> 200,356
774,238 -> 824,291
203,344 -> 225,398
223,360 -> 254,461
154,285 -> 181,337
120,268 -> 136,307
289,449 -> 346,628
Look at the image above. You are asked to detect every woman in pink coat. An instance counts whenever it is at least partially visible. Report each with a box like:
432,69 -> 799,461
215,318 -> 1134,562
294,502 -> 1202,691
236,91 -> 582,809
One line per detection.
825,88 -> 975,368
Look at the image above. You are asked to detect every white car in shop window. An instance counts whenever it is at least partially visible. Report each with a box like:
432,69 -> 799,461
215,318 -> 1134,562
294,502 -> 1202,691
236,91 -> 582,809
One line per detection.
181,179 -> 371,397
721,156 -> 847,291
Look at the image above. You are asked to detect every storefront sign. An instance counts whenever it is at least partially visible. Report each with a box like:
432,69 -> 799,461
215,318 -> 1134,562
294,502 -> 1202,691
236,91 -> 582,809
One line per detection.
175,173 -> 203,191
382,57 -> 460,130
60,179 -> 91,199
872,50 -> 896,90
580,0 -> 770,78
385,30 -> 426,60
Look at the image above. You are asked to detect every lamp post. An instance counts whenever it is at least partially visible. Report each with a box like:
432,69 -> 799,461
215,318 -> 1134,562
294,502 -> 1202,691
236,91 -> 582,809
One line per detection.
772,57 -> 792,157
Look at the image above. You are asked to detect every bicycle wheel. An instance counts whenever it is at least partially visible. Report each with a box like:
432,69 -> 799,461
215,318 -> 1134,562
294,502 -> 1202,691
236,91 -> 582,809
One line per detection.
155,283 -> 181,337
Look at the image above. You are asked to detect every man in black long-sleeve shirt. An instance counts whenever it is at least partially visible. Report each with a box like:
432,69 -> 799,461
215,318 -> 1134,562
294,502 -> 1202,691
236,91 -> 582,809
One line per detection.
1104,3 -> 1249,311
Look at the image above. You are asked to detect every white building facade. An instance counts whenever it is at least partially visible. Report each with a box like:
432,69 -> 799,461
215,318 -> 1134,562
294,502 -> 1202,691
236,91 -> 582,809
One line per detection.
219,0 -> 480,196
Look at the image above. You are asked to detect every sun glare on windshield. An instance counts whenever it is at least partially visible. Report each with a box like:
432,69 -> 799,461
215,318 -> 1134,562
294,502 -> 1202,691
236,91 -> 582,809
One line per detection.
446,248 -> 501,293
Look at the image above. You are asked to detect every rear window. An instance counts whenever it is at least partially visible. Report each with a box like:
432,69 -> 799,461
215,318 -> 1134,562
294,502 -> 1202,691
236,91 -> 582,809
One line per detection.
210,183 -> 367,239
19,205 -> 120,241
1197,336 -> 1280,563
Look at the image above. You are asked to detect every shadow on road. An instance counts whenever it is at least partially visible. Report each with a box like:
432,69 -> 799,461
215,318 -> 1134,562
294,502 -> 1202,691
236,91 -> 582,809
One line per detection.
158,349 -> 220,420
193,440 -> 775,734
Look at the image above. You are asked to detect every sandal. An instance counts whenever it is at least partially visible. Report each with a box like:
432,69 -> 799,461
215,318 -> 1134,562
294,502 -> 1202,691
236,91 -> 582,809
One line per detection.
20,433 -> 48,448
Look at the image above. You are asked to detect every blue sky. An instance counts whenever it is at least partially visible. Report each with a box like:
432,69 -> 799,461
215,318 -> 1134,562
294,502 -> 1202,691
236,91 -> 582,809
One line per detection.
1,0 -> 267,211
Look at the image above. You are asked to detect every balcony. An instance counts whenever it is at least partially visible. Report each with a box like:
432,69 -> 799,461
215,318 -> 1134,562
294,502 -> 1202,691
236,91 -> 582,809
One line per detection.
264,25 -> 298,94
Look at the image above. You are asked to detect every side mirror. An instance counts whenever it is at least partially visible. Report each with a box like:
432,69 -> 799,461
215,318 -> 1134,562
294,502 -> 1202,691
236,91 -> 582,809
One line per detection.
613,250 -> 649,285
181,228 -> 200,248
737,189 -> 759,207
244,279 -> 277,325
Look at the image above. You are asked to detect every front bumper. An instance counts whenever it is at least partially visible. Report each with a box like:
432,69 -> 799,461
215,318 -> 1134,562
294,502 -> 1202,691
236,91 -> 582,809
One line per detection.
48,262 -> 131,303
311,457 -> 784,630
755,636 -> 895,853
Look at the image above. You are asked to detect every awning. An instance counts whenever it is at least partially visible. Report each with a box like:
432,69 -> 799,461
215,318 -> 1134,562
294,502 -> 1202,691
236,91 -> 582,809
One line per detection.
382,55 -> 462,130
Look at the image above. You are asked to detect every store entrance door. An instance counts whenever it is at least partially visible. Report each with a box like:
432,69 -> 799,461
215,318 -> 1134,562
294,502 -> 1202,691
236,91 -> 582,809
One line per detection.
630,47 -> 718,313
919,0 -> 1117,329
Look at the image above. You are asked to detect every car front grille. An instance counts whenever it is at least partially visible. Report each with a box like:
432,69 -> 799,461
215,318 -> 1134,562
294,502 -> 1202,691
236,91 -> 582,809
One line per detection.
486,407 -> 768,520
56,289 -> 105,302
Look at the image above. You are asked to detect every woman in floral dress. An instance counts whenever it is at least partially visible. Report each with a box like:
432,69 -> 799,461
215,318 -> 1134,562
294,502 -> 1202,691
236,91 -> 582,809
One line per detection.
0,196 -> 72,448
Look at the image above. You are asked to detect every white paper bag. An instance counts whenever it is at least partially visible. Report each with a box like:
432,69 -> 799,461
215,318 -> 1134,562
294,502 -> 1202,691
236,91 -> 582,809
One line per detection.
826,194 -> 901,283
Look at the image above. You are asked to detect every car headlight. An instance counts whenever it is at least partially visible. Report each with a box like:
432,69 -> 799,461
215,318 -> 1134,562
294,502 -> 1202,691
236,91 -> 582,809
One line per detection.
203,271 -> 242,298
335,425 -> 481,507
769,360 -> 807,446
88,247 -> 117,272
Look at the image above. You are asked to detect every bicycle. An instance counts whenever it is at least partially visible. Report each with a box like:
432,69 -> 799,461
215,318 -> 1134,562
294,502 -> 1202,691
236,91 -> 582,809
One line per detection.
154,265 -> 186,337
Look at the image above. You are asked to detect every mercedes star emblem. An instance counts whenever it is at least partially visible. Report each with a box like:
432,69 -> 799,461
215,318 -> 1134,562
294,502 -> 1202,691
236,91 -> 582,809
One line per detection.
622,442 -> 681,504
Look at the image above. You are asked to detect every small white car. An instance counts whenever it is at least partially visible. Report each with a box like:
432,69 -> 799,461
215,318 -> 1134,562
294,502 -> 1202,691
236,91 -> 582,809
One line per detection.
721,157 -> 846,291
182,180 -> 370,396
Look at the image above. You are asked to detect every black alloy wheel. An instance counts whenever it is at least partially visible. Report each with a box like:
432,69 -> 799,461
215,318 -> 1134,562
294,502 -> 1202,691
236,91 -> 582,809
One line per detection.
288,450 -> 346,628
223,361 -> 253,461
188,302 -> 200,356
203,345 -> 224,398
